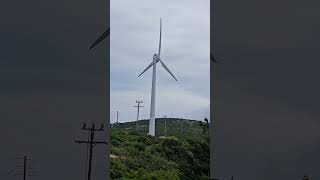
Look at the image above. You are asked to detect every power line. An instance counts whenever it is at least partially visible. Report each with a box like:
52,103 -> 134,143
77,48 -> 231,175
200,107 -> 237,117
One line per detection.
74,122 -> 108,180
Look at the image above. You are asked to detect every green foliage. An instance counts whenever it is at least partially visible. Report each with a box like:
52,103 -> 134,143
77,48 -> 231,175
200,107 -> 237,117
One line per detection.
110,119 -> 209,180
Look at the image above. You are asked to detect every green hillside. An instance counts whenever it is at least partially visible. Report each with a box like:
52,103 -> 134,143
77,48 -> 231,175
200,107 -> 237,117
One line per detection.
112,118 -> 208,140
110,118 -> 210,180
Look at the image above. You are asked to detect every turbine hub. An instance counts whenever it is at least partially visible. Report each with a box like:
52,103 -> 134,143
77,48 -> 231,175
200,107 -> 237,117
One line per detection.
153,54 -> 160,61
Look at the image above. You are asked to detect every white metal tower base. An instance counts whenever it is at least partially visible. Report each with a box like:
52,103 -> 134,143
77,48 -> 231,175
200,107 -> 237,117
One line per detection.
148,59 -> 157,136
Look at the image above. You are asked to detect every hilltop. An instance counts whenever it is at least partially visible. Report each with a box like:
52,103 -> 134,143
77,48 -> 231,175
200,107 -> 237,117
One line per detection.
112,118 -> 208,141
110,118 -> 210,180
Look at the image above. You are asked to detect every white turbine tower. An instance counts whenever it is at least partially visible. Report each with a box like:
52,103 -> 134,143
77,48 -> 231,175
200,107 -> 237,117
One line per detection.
138,18 -> 178,136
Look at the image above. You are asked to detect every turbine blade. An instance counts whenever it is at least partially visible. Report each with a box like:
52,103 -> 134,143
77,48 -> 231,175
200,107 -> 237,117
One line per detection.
210,53 -> 218,63
138,60 -> 158,77
211,53 -> 222,64
158,18 -> 162,56
89,28 -> 110,50
160,60 -> 178,81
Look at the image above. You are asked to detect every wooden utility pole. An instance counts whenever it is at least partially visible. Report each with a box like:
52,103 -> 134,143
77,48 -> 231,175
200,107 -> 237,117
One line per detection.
163,116 -> 167,136
15,155 -> 33,180
180,119 -> 184,135
23,156 -> 27,180
75,122 -> 108,180
116,111 -> 119,124
134,100 -> 143,131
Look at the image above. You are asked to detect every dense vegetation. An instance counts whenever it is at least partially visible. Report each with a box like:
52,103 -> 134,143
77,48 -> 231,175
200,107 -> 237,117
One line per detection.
110,118 -> 210,180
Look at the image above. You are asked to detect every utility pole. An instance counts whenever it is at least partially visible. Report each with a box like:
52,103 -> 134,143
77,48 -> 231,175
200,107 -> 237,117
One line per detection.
303,174 -> 309,180
116,111 -> 119,124
23,156 -> 27,180
15,155 -> 33,180
204,117 -> 210,135
74,122 -> 108,180
180,119 -> 184,135
133,100 -> 143,131
163,116 -> 167,136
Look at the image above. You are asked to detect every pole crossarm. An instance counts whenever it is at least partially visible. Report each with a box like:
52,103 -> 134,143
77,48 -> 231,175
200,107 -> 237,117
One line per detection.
16,158 -> 31,160
92,141 -> 108,144
74,140 -> 90,144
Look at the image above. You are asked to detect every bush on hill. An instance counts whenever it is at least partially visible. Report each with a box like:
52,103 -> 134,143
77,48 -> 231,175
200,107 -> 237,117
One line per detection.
110,119 -> 209,180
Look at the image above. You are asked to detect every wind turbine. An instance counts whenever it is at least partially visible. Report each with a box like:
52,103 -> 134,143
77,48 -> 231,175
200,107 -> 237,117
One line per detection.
138,18 -> 178,136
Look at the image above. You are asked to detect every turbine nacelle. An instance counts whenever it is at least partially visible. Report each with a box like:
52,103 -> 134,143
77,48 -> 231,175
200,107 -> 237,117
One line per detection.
139,56 -> 177,81
153,54 -> 161,62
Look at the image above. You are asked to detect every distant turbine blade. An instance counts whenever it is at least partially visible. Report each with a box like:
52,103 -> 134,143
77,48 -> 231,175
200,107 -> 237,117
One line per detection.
210,53 -> 220,64
138,60 -> 158,77
160,60 -> 178,81
89,28 -> 110,50
158,18 -> 162,56
210,53 -> 218,63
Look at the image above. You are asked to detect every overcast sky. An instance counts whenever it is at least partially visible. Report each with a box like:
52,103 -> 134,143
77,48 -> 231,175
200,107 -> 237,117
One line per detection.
110,0 -> 210,123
